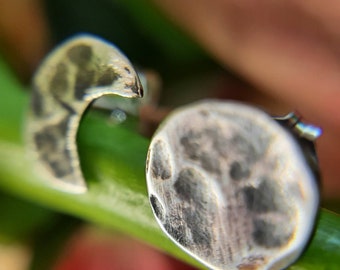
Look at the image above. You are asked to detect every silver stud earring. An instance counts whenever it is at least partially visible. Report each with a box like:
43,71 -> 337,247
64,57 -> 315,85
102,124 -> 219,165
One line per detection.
26,34 -> 143,193
146,100 -> 320,270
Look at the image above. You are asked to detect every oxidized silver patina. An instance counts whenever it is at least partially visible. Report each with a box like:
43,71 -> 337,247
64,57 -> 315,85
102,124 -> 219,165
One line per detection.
146,100 -> 320,270
26,35 -> 143,193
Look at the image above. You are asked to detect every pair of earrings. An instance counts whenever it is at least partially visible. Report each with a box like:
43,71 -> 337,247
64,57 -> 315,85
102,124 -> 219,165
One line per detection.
26,35 -> 320,270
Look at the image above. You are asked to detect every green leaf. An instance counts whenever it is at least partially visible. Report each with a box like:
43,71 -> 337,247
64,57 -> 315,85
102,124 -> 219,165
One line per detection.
0,192 -> 58,243
291,210 -> 340,270
0,55 -> 339,269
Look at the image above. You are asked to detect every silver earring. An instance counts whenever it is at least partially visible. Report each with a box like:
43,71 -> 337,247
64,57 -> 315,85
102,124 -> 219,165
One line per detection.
146,100 -> 320,270
26,34 -> 143,193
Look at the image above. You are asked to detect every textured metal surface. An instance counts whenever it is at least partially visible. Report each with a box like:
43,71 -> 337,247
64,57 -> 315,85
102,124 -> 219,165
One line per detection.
26,35 -> 143,193
146,100 -> 319,270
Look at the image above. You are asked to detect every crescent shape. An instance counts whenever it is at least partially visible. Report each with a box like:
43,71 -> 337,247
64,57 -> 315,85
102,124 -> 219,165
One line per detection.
26,35 -> 143,193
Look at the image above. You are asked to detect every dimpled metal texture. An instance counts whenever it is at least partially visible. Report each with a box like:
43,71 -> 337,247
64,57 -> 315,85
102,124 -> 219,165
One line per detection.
26,35 -> 143,193
146,100 -> 319,270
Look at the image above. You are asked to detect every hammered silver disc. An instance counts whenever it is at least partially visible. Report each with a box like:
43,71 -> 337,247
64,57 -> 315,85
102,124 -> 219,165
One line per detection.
26,35 -> 143,193
146,100 -> 319,270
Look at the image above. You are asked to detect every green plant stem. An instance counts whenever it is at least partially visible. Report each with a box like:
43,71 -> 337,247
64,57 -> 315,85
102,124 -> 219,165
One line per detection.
0,56 -> 339,269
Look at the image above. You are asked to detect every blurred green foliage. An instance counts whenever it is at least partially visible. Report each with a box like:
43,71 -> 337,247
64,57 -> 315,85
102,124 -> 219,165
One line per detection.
0,0 -> 339,269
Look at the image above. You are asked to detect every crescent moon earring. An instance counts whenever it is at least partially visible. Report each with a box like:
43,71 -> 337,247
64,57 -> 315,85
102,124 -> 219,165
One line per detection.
26,34 -> 143,193
146,100 -> 321,270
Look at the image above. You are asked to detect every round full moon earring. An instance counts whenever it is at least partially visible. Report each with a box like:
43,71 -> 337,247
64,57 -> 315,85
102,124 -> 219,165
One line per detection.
146,100 -> 320,270
26,34 -> 143,193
